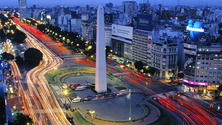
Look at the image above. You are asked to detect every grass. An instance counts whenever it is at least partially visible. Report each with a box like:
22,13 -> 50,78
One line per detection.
147,100 -> 178,125
47,68 -> 95,83
68,92 -> 77,97
115,86 -> 127,91
73,111 -> 96,125
60,73 -> 95,82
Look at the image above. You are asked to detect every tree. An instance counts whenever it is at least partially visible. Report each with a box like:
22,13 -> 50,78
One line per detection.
134,61 -> 144,72
24,48 -> 43,67
105,46 -> 111,59
1,52 -> 14,61
218,85 -> 222,92
16,56 -> 24,66
13,112 -> 33,125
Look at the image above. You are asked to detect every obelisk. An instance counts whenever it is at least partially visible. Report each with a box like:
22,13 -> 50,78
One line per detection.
95,4 -> 107,93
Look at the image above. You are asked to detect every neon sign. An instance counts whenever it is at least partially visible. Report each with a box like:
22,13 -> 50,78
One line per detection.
187,20 -> 204,41
182,79 -> 208,86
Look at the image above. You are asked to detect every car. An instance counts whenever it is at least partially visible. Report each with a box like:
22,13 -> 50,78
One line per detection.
72,97 -> 81,103
75,86 -> 86,91
83,97 -> 89,101
62,84 -> 68,89
68,83 -> 78,88
87,96 -> 92,100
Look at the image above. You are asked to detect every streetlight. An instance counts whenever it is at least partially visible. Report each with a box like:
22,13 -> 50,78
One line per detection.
89,110 -> 95,125
64,90 -> 68,105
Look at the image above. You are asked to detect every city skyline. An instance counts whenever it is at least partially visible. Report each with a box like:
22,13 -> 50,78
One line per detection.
1,0 -> 222,7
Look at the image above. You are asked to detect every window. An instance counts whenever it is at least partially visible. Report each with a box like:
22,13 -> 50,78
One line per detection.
215,54 -> 218,57
196,75 -> 199,77
209,67 -> 212,70
198,49 -> 201,51
209,76 -> 212,78
201,67 -> 204,69
219,68 -> 222,70
201,71 -> 204,73
205,67 -> 208,69
206,62 -> 209,65
201,62 -> 205,64
196,71 -> 199,73
204,80 -> 207,82
213,76 -> 216,79
205,71 -> 208,73
214,68 -> 217,70
209,72 -> 212,74
213,72 -> 216,74
197,67 -> 200,69
204,76 -> 208,78
198,54 -> 201,56
218,72 -> 221,74
200,76 -> 203,78
189,65 -> 191,68
218,77 -> 221,79
197,62 -> 200,64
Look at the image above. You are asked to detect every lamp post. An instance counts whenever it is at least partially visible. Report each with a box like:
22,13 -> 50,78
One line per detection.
64,90 -> 68,105
89,110 -> 95,125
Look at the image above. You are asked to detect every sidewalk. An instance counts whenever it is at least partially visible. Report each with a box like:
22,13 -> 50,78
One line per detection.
81,101 -> 160,125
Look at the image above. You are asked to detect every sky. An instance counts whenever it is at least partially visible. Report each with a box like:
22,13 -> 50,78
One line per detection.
1,0 -> 222,7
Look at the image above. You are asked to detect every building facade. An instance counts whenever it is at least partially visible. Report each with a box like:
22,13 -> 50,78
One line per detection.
183,43 -> 222,95
18,0 -> 29,21
122,1 -> 138,17
152,38 -> 178,79
132,29 -> 152,65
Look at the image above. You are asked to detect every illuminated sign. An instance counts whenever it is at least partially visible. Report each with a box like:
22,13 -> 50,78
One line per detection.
182,79 -> 208,86
186,27 -> 204,32
187,20 -> 204,41
136,14 -> 152,31
184,57 -> 193,69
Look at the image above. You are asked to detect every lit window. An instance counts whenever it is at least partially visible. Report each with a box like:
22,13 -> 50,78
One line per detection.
214,68 -> 217,70
198,54 -> 201,56
206,49 -> 209,51
215,54 -> 218,57
201,71 -> 204,73
205,67 -> 208,69
189,65 -> 191,67
197,62 -> 200,64
196,71 -> 199,73
198,49 -> 201,51
209,67 -> 212,69
205,71 -> 208,73
197,67 -> 200,69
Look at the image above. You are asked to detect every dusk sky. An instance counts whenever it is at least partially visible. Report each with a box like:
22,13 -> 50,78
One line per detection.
1,0 -> 222,7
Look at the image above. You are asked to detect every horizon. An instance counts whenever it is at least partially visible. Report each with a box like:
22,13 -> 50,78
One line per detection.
1,0 -> 222,7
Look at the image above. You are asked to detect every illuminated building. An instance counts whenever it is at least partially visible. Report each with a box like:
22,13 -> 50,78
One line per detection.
18,0 -> 29,21
183,43 -> 222,94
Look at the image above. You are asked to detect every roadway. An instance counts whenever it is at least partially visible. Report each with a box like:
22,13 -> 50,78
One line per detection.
12,17 -> 71,125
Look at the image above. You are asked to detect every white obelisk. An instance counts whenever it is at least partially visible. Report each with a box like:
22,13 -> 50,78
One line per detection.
95,4 -> 107,93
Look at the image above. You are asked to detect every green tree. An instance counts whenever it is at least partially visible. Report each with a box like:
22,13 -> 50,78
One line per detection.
24,48 -> 43,67
1,52 -> 14,61
13,112 -> 33,125
134,61 -> 144,72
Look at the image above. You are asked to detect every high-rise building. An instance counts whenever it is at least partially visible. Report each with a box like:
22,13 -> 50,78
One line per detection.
18,0 -> 29,21
183,43 -> 222,95
19,0 -> 26,8
122,1 -> 138,17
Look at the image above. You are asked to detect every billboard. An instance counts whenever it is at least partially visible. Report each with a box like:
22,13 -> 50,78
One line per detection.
183,54 -> 196,76
112,24 -> 133,39
104,14 -> 113,24
187,20 -> 204,41
137,14 -> 152,31
147,36 -> 152,50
